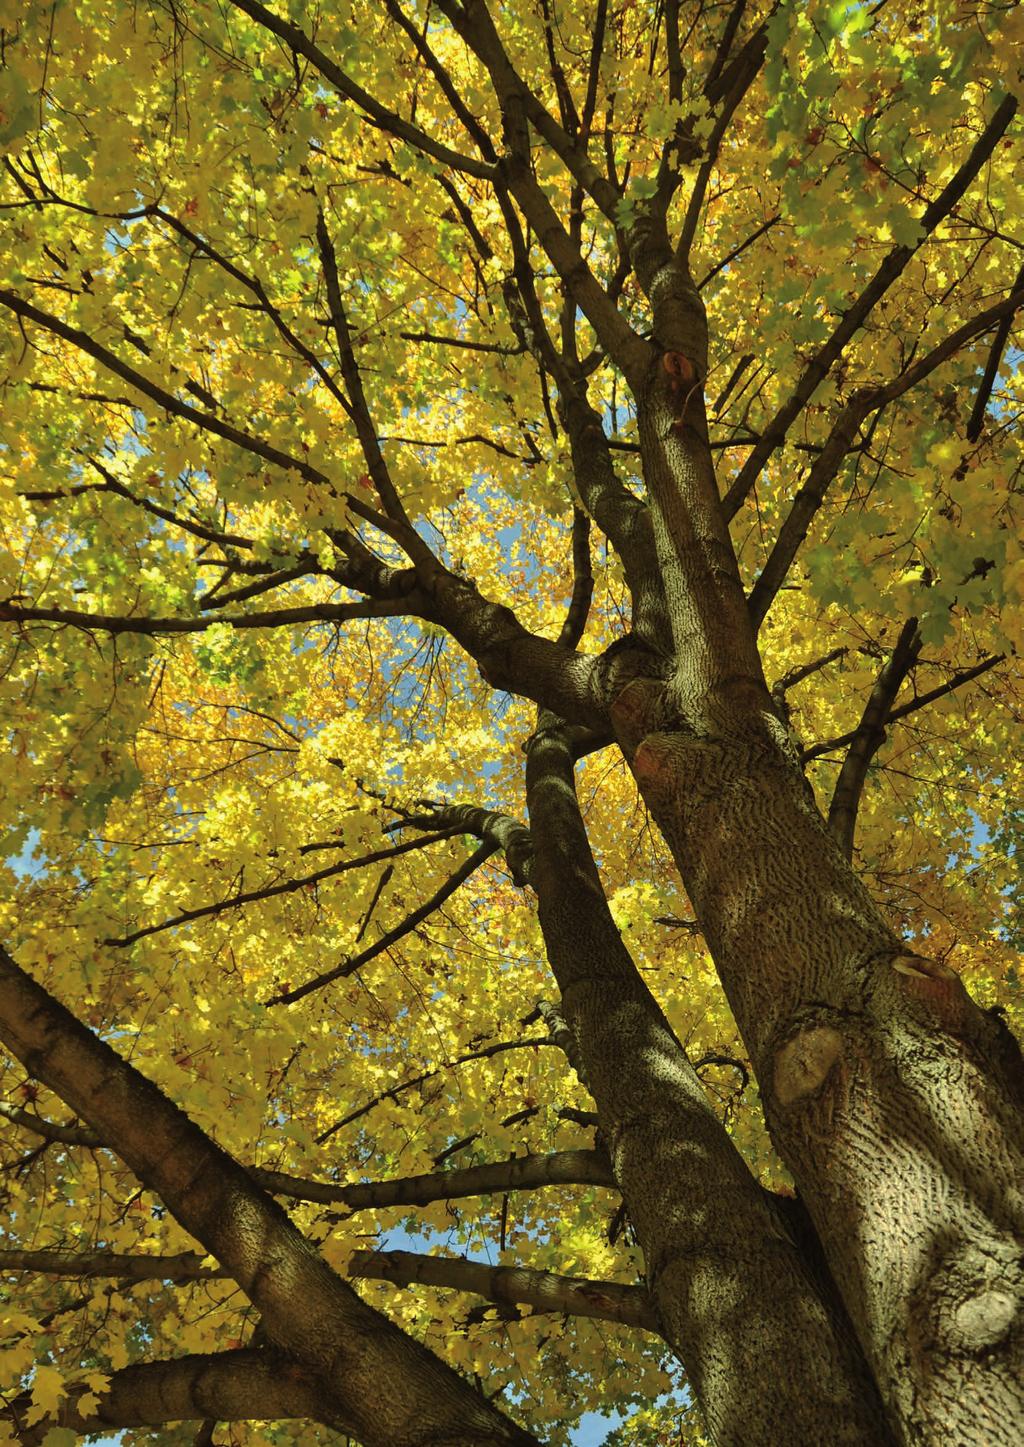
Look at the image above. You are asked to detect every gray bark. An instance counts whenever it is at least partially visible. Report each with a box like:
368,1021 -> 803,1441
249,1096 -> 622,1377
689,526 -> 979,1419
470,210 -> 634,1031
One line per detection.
609,270 -> 1024,1441
525,716 -> 894,1445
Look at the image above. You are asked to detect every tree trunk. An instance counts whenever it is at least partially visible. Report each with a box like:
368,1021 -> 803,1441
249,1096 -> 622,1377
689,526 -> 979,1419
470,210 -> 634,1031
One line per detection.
525,716 -> 894,1445
611,668 -> 1024,1444
615,264 -> 1024,1442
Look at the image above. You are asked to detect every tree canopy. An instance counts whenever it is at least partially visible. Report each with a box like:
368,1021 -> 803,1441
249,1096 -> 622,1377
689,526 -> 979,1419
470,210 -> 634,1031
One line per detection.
0,2 -> 1022,1445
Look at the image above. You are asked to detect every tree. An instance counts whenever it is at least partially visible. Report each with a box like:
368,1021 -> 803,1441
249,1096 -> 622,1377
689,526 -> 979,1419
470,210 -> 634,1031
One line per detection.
0,0 -> 1022,1442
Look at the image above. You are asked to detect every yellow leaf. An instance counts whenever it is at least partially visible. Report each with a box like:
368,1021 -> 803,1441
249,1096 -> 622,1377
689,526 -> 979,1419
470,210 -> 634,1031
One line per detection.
29,1365 -> 65,1419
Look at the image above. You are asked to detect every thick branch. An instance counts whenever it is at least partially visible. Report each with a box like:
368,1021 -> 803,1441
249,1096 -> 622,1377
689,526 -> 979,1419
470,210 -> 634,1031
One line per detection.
393,800 -> 535,886
557,509 -> 594,648
0,1248 -> 224,1281
1,580 -> 608,733
1,1102 -> 612,1207
0,943 -> 538,1447
349,1248 -> 659,1332
0,1244 -> 656,1332
0,599 -> 404,634
556,389 -> 670,646
255,1148 -> 615,1209
494,155 -> 649,385
2,1349 -> 345,1445
747,393 -> 876,630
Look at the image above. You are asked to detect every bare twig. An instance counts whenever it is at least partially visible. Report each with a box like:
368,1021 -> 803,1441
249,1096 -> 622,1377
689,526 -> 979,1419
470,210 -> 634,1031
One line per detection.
269,841 -> 500,1005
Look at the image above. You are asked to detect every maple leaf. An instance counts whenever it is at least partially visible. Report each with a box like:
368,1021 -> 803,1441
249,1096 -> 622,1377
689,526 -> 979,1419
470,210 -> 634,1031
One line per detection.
0,3 -> 1021,1446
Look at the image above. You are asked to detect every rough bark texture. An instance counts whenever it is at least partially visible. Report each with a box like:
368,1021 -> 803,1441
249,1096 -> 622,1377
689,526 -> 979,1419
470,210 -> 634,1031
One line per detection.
525,718 -> 894,1446
5,1350 -> 341,1445
0,945 -> 540,1447
2,7 -> 1022,1445
603,258 -> 1024,1444
609,589 -> 1024,1447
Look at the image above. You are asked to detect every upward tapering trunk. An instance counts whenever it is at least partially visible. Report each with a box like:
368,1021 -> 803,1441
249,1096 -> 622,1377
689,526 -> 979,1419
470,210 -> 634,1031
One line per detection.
622,272 -> 1024,1441
611,658 -> 1024,1446
525,717 -> 894,1447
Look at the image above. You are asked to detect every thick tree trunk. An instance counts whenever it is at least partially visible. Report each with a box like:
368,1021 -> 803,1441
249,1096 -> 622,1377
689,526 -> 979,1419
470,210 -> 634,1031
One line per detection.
525,717 -> 894,1446
611,653 -> 1024,1445
618,268 -> 1024,1441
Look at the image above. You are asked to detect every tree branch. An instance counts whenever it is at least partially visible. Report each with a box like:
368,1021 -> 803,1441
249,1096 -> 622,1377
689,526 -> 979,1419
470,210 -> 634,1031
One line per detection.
0,1248 -> 223,1281
150,205 -> 355,418
2,1349 -> 346,1444
267,839 -> 501,1004
228,0 -> 497,181
315,1035 -> 559,1144
803,654 -> 1005,763
826,619 -> 922,860
256,1147 -> 615,1209
105,829 -> 463,947
0,1245 -> 658,1332
0,287 -> 351,505
394,799 -> 535,887
723,91 -> 1018,518
523,714 -> 889,1438
698,213 -> 781,291
1,1101 -> 612,1206
771,648 -> 849,708
966,260 -> 1024,441
675,22 -> 768,263
557,509 -> 594,648
315,208 -> 420,539
82,455 -> 255,549
0,599 -> 405,634
349,1248 -> 660,1332
435,0 -> 622,225
747,286 -> 1024,628
0,943 -> 539,1447
0,1101 -> 97,1146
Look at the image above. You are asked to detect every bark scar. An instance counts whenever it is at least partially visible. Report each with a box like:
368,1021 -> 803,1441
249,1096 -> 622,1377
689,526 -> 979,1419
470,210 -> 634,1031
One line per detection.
891,953 -> 957,983
773,1025 -> 844,1109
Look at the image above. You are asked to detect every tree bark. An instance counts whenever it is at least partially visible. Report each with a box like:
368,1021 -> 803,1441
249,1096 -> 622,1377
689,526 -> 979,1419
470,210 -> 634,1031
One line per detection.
0,945 -> 540,1447
525,716 -> 894,1445
613,434 -> 1024,1442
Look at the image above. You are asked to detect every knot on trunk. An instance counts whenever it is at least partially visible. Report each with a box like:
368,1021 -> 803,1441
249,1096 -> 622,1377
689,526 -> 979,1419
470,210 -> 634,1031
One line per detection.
608,675 -> 670,752
773,1025 -> 844,1108
952,1289 -> 1016,1350
926,1240 -> 1022,1355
